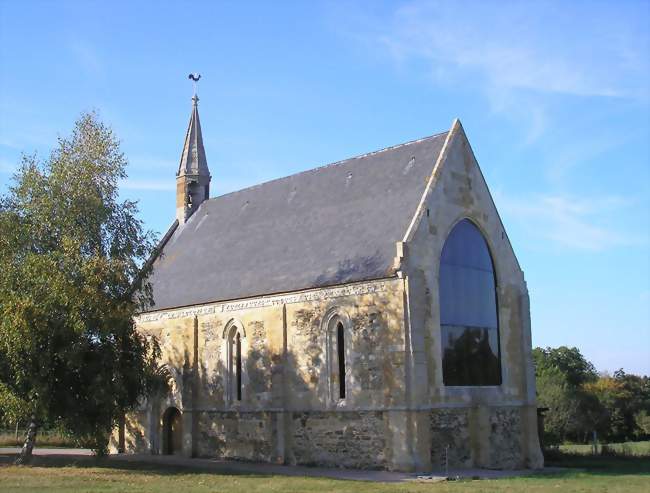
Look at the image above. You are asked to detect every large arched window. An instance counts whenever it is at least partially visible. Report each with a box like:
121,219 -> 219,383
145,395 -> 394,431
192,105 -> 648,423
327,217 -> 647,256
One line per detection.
439,219 -> 501,386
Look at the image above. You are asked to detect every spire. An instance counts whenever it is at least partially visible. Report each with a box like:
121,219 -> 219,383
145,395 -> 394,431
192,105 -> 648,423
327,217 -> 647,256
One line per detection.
176,77 -> 211,224
177,95 -> 210,177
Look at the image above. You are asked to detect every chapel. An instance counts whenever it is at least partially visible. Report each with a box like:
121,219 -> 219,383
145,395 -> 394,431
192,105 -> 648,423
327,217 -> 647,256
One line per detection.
112,93 -> 544,472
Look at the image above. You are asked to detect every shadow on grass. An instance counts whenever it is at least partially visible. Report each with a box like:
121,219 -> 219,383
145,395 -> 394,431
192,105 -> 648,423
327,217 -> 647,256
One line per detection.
541,450 -> 650,477
3,450 -> 648,483
0,452 -> 276,480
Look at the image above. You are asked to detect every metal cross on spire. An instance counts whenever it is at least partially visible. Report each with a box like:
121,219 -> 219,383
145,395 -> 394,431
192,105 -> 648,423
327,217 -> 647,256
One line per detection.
188,73 -> 201,102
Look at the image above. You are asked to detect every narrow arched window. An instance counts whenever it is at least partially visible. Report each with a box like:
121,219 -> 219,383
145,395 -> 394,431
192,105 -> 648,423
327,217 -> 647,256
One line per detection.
226,323 -> 245,403
439,219 -> 501,386
235,333 -> 242,401
326,314 -> 347,403
337,322 -> 346,399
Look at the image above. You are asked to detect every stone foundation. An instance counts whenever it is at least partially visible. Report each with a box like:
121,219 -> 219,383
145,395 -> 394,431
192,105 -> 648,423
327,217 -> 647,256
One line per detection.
290,411 -> 386,469
117,405 -> 536,471
430,409 -> 472,469
488,407 -> 523,469
429,406 -> 526,470
197,411 -> 275,462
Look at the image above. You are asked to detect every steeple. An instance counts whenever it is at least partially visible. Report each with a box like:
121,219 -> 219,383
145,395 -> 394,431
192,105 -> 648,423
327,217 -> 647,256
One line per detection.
178,95 -> 209,177
176,86 -> 211,224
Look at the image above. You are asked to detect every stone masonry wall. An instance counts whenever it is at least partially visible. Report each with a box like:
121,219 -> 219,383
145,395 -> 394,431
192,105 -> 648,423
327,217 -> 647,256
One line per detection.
405,121 -> 544,469
488,407 -> 523,469
197,411 -> 275,462
430,406 -> 525,470
114,278 -> 407,468
114,239 -> 540,471
291,411 -> 386,469
430,409 -> 472,469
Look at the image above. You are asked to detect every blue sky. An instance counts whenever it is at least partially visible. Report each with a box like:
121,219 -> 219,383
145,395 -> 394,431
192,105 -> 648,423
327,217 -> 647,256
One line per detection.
1,1 -> 648,374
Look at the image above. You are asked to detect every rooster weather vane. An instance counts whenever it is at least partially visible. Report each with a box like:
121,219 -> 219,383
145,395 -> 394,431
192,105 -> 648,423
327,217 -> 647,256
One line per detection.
188,73 -> 201,99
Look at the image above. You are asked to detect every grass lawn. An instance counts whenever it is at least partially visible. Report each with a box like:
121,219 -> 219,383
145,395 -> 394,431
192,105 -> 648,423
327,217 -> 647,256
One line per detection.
0,430 -> 77,448
0,453 -> 649,493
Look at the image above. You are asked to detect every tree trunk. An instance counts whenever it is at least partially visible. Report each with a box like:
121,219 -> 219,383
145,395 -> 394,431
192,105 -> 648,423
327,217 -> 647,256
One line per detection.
14,416 -> 38,465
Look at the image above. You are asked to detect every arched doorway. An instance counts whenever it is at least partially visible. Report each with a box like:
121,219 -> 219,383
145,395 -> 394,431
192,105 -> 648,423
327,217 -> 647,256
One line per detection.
162,407 -> 182,455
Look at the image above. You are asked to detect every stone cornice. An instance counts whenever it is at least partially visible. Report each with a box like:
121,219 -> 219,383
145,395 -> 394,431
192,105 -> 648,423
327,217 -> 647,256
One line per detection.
136,278 -> 394,323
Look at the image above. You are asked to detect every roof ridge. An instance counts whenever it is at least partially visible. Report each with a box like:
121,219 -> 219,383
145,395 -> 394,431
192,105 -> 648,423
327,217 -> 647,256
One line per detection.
209,131 -> 448,202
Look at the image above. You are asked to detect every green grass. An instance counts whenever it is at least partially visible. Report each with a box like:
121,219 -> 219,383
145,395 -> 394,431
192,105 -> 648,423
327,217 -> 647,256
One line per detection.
0,429 -> 77,448
559,440 -> 650,457
0,452 -> 649,493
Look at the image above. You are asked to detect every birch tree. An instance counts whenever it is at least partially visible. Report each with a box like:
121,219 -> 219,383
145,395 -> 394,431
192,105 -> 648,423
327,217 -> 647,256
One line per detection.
0,112 -> 162,463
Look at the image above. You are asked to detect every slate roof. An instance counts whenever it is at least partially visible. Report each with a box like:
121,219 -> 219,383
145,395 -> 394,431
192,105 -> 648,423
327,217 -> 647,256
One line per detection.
146,132 -> 448,311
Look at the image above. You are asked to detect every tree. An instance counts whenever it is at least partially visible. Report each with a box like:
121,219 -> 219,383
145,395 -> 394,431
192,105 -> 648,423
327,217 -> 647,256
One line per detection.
585,374 -> 630,441
635,410 -> 650,438
0,112 -> 163,463
534,346 -> 597,388
534,347 -> 650,444
533,346 -> 602,444
587,370 -> 650,441
534,363 -> 576,445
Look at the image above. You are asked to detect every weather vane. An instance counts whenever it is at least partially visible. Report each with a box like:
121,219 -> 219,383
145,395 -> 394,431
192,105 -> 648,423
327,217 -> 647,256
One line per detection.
188,73 -> 201,99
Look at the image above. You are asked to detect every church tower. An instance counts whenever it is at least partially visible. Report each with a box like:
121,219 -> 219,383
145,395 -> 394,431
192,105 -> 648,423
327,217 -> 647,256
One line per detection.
176,94 -> 211,224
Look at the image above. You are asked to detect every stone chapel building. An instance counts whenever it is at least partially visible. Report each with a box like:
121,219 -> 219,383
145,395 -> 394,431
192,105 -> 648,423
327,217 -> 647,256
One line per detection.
112,94 -> 544,471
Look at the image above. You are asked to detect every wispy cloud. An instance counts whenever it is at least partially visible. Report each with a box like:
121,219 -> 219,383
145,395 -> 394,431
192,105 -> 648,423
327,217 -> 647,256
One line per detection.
373,1 -> 649,99
340,0 -> 649,141
495,191 -> 644,251
68,38 -> 104,78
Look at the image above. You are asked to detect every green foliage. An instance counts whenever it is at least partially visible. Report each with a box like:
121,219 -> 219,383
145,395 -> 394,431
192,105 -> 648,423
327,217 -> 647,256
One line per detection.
0,112 -> 164,454
635,411 -> 650,436
586,370 -> 650,442
0,383 -> 27,427
533,346 -> 597,387
559,440 -> 650,457
535,364 -> 574,445
534,346 -> 603,445
534,347 -> 650,446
